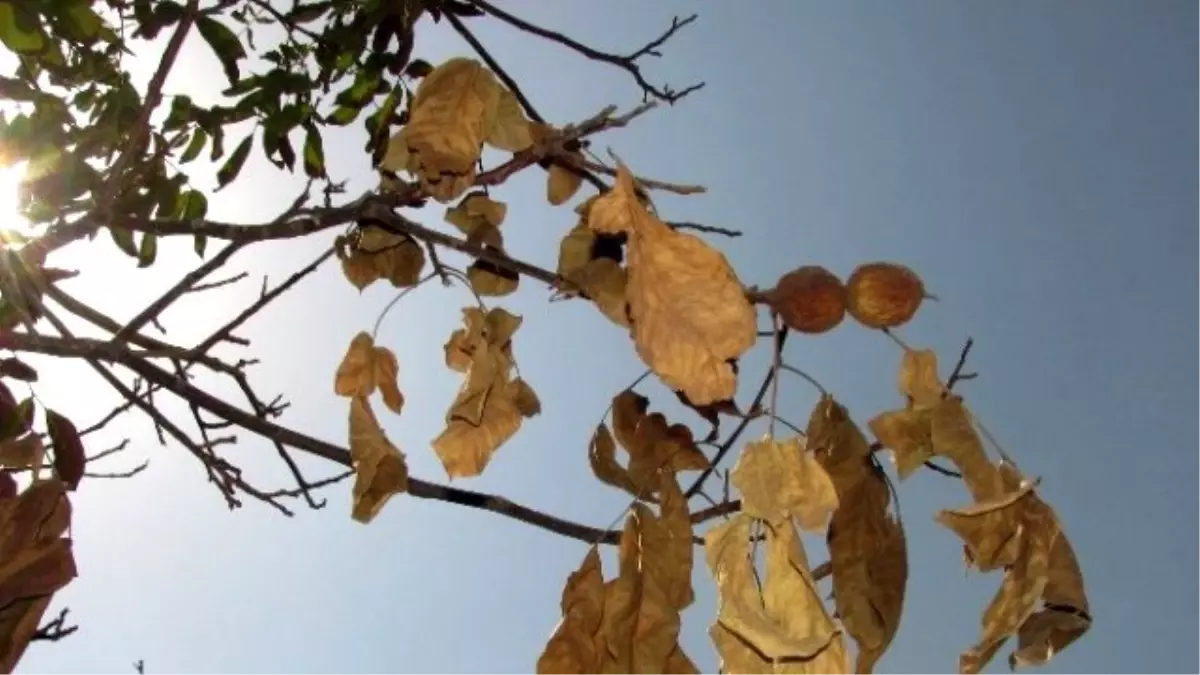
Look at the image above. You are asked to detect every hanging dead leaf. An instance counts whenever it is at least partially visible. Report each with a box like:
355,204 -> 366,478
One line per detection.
730,435 -> 839,529
467,258 -> 520,297
347,396 -> 409,523
508,377 -> 541,417
404,58 -> 501,192
706,514 -> 850,674
379,127 -> 420,176
868,408 -> 933,480
445,192 -> 506,248
0,435 -> 41,471
537,546 -> 606,674
547,157 -> 584,205
432,311 -> 532,478
588,422 -> 639,497
341,225 -> 426,290
485,86 -> 534,152
930,396 -> 1004,502
601,389 -> 709,499
1008,533 -> 1091,671
573,258 -> 630,328
898,348 -> 944,408
45,411 -> 84,491
334,332 -> 405,415
588,164 -> 756,406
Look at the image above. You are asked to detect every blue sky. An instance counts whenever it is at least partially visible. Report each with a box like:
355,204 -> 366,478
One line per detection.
11,1 -> 1196,673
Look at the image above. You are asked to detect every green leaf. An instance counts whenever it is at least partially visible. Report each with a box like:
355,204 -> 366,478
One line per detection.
137,232 -> 157,267
176,189 -> 208,220
288,1 -> 332,23
194,234 -> 207,258
196,15 -> 247,87
405,59 -> 434,79
326,106 -> 359,126
109,226 -> 137,257
216,133 -> 253,189
0,2 -> 46,54
180,128 -> 207,163
61,3 -> 105,42
0,396 -> 33,443
303,125 -> 325,178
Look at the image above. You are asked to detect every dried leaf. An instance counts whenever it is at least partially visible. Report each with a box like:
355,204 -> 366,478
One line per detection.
537,547 -> 606,674
485,87 -> 533,152
930,396 -> 1005,502
445,192 -> 506,248
45,410 -> 84,491
706,515 -> 850,674
589,164 -> 756,406
588,423 -> 638,497
405,57 -> 500,180
548,157 -> 584,205
347,397 -> 409,524
867,408 -> 932,480
0,435 -> 41,470
334,332 -> 405,415
807,397 -> 907,674
433,311 -> 530,478
605,390 -> 708,499
730,435 -> 838,529
575,258 -> 631,329
899,348 -> 943,408
341,225 -> 426,290
508,377 -> 541,418
467,259 -> 520,297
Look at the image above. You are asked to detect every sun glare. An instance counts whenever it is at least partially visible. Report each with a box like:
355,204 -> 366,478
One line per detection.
0,162 -> 30,236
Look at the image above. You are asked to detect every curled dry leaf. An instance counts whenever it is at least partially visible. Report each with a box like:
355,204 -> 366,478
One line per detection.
845,262 -> 926,330
485,86 -> 534,152
557,220 -> 630,329
594,389 -> 709,500
593,470 -> 697,673
402,57 -> 501,202
466,258 -> 520,297
588,163 -> 756,406
0,435 -> 43,471
445,191 -> 506,248
768,265 -> 847,335
729,435 -> 838,529
45,410 -> 85,491
898,349 -> 944,409
347,396 -> 409,524
334,331 -> 405,415
0,479 -> 76,672
939,462 -> 1090,674
340,225 -> 426,291
807,396 -> 908,674
537,546 -> 606,673
706,514 -> 850,674
547,157 -> 584,206
432,307 -> 537,478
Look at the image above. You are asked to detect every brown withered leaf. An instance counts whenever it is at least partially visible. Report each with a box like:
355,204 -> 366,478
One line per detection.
674,367 -> 744,443
588,163 -> 756,406
547,156 -> 584,205
404,58 -> 500,197
706,514 -> 850,674
341,225 -> 426,291
603,389 -> 708,499
0,479 -> 76,672
899,348 -> 944,408
0,434 -> 42,471
537,546 -> 606,674
588,423 -> 639,497
445,191 -> 506,248
45,411 -> 84,491
930,396 -> 1005,503
941,459 -> 1091,673
485,86 -> 533,152
808,395 -> 908,674
638,470 -> 694,612
347,397 -> 409,524
467,258 -> 520,297
595,478 -> 697,673
868,408 -> 933,480
730,435 -> 838,529
433,309 -> 533,478
334,332 -> 405,415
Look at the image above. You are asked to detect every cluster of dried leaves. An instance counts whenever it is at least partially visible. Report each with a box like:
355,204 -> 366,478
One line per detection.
323,54 -> 1091,675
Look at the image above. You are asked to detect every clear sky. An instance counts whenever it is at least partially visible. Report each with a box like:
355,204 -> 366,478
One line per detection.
12,1 -> 1196,673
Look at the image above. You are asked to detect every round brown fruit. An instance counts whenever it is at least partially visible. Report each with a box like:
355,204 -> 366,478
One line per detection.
768,266 -> 847,334
845,262 -> 925,329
